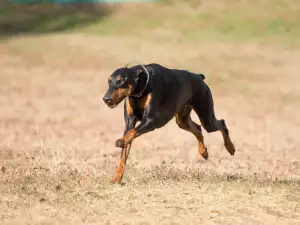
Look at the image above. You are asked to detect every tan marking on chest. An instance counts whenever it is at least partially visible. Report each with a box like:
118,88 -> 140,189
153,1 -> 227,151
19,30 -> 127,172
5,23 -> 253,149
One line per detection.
126,98 -> 134,115
138,93 -> 152,109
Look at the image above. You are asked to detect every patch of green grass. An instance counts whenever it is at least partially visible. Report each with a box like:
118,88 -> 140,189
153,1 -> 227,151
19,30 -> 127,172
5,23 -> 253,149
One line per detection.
190,12 -> 300,42
1,1 -> 300,46
80,0 -> 300,46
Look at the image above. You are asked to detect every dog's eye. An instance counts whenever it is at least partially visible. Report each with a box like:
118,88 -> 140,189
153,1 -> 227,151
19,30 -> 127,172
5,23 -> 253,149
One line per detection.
116,78 -> 126,86
115,80 -> 121,85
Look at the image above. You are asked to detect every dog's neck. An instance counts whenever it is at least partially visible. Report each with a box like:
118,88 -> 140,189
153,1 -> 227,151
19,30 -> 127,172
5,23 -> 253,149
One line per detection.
131,66 -> 152,98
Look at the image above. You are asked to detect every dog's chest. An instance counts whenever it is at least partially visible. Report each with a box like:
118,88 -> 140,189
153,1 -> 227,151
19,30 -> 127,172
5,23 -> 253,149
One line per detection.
136,98 -> 149,119
128,94 -> 152,120
133,107 -> 145,120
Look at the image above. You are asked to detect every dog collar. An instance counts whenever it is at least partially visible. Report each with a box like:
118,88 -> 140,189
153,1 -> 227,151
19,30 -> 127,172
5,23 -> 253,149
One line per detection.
131,64 -> 151,98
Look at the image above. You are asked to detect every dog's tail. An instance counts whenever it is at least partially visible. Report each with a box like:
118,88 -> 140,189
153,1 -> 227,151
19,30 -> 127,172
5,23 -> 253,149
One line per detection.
199,74 -> 205,80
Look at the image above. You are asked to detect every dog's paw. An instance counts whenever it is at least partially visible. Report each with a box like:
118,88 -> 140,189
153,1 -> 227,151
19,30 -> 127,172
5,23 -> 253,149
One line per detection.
111,175 -> 120,184
115,138 -> 126,148
225,142 -> 235,156
201,150 -> 209,160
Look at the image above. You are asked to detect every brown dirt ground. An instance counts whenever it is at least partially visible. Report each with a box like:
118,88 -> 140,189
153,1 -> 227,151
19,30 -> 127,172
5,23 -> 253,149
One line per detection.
0,34 -> 300,224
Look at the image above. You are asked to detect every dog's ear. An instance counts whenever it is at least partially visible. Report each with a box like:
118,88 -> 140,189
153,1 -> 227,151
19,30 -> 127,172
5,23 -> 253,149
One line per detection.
133,69 -> 143,82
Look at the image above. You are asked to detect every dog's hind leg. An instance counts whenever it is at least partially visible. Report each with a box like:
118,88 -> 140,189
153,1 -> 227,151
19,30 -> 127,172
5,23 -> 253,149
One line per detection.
175,106 -> 208,160
191,87 -> 235,156
219,120 -> 235,155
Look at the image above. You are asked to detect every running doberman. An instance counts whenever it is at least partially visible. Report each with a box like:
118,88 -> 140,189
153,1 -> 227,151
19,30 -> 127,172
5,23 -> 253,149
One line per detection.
103,63 -> 235,183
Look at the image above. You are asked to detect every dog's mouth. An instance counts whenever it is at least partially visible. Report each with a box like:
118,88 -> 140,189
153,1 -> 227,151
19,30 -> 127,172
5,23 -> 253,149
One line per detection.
107,103 -> 118,108
105,96 -> 126,109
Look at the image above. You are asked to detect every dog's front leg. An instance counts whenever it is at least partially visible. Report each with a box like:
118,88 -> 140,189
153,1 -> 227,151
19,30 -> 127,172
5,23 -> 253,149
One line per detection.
115,118 -> 155,148
111,114 -> 136,184
111,143 -> 132,184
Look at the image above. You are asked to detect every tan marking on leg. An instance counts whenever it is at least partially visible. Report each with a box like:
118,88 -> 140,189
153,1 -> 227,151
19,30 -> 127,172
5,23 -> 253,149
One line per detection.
111,143 -> 131,184
111,151 -> 125,183
221,130 -> 235,155
176,109 -> 208,160
122,129 -> 137,145
188,119 -> 208,160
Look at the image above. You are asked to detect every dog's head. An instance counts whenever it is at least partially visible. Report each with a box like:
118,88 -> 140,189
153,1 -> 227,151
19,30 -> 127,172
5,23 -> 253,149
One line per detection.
103,67 -> 137,108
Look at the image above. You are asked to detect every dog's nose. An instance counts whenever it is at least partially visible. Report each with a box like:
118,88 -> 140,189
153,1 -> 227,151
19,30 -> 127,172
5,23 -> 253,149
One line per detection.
103,96 -> 112,104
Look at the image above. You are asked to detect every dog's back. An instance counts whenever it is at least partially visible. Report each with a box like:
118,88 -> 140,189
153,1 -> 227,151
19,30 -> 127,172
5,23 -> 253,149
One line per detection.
147,64 -> 205,83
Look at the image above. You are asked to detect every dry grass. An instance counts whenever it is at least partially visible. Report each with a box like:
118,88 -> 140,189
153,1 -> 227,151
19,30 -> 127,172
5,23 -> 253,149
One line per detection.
1,165 -> 300,225
1,1 -> 300,224
1,33 -> 300,224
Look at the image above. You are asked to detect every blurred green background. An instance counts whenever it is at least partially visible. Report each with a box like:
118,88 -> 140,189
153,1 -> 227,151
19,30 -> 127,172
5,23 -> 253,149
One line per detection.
1,0 -> 299,47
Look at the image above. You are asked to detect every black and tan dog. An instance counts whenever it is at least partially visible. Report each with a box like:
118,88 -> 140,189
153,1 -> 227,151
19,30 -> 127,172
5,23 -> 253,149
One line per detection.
103,63 -> 235,183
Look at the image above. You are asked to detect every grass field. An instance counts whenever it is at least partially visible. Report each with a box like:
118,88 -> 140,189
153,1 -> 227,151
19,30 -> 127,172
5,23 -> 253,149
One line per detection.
1,1 -> 300,224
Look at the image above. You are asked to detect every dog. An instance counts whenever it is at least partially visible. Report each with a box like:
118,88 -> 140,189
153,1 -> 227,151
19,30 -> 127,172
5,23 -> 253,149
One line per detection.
103,63 -> 235,183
